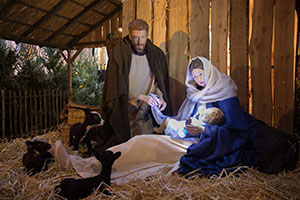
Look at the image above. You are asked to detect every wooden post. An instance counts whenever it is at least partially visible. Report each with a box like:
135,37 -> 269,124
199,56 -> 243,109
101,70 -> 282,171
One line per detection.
122,0 -> 136,37
211,0 -> 229,74
67,49 -> 72,102
1,90 -> 5,139
39,90 -> 43,134
137,0 -> 153,40
250,0 -> 273,125
56,89 -> 59,124
52,89 -> 55,126
19,90 -> 23,138
9,90 -> 12,139
44,89 -> 48,131
24,90 -> 29,137
13,91 -> 17,138
48,89 -> 52,127
189,0 -> 209,59
273,0 -> 296,133
153,0 -> 167,54
29,89 -> 33,137
33,90 -> 38,136
230,0 -> 249,111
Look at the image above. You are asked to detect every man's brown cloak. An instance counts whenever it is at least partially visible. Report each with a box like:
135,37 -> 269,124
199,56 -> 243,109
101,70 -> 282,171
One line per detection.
100,35 -> 172,148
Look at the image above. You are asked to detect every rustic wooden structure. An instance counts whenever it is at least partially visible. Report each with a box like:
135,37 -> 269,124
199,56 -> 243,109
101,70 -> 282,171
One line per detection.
0,0 -> 122,102
122,0 -> 298,134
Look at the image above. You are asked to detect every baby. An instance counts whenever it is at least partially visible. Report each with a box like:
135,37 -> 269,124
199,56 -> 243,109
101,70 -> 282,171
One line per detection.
153,107 -> 225,138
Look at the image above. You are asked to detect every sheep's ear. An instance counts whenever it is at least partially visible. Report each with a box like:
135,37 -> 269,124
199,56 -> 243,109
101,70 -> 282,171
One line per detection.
113,151 -> 121,160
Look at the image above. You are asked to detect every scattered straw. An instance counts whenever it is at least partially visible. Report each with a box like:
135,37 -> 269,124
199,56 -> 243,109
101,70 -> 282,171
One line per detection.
0,128 -> 300,199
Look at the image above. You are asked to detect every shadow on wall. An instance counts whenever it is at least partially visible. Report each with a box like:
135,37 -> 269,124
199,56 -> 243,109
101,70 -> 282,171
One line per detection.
169,77 -> 186,115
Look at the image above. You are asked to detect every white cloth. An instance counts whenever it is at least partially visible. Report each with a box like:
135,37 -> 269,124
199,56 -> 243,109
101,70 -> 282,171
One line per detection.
53,135 -> 194,184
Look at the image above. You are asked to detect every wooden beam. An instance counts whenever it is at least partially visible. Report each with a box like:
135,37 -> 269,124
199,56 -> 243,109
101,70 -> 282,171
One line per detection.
70,47 -> 84,63
211,0 -> 229,73
250,0 -> 273,125
230,0 -> 249,111
21,0 -> 68,38
46,0 -> 106,42
189,0 -> 209,58
58,49 -> 68,62
67,49 -> 72,102
68,0 -> 109,17
273,0 -> 296,133
69,5 -> 122,46
122,0 -> 136,37
0,0 -> 20,19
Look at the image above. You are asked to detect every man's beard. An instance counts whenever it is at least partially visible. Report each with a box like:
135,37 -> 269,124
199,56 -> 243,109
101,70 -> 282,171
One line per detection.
134,44 -> 145,53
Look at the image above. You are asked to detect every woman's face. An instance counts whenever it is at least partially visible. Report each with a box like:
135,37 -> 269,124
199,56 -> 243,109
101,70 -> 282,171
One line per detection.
191,68 -> 205,87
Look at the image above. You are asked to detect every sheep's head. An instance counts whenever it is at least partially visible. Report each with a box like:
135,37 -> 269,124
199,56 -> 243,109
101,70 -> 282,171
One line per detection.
84,109 -> 104,126
25,140 -> 51,153
93,150 -> 121,166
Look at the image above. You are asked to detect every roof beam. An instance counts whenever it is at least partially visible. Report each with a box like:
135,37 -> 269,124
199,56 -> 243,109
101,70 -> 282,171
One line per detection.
21,0 -> 68,38
0,0 -> 20,19
69,4 -> 122,47
46,0 -> 105,42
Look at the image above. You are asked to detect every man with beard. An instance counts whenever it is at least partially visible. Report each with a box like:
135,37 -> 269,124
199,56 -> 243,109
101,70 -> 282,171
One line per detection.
97,19 -> 172,151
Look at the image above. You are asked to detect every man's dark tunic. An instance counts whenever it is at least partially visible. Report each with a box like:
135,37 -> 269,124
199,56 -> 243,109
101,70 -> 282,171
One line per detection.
100,36 -> 172,149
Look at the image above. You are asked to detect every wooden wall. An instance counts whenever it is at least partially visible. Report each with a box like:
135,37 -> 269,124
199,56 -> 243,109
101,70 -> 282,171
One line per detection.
122,0 -> 297,134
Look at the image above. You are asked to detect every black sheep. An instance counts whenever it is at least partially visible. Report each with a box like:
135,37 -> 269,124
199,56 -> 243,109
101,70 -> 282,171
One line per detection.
22,139 -> 54,176
69,109 -> 104,155
55,150 -> 121,200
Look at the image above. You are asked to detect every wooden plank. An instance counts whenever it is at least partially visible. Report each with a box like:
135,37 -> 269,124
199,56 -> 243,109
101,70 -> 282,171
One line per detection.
56,89 -> 59,124
13,91 -> 17,138
39,90 -> 43,133
153,0 -> 167,53
19,90 -> 23,137
122,0 -> 136,37
211,0 -> 229,73
136,0 -> 153,40
52,89 -> 55,127
9,91 -> 12,139
273,0 -> 296,133
250,0 -> 273,125
168,0 -> 189,113
230,0 -> 249,111
48,89 -> 52,127
24,90 -> 28,137
1,90 -> 5,139
102,20 -> 110,41
44,89 -> 48,131
30,90 -> 33,137
189,0 -> 209,58
67,49 -> 72,102
33,90 -> 38,136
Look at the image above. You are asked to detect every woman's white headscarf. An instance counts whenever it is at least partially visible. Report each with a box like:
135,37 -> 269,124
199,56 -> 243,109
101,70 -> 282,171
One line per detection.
174,56 -> 238,120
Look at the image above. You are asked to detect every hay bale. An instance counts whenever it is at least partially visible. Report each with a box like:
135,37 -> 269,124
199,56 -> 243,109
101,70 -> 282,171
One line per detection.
0,129 -> 300,199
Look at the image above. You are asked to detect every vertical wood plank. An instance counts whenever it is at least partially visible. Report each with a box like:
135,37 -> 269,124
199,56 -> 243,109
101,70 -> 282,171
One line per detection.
230,0 -> 249,111
136,0 -> 153,40
273,0 -> 296,133
39,90 -> 43,134
168,0 -> 189,84
19,90 -> 23,137
56,89 -> 59,124
102,20 -> 110,41
44,89 -> 48,131
9,90 -> 12,139
122,0 -> 136,37
168,0 -> 189,113
13,91 -> 17,138
67,49 -> 72,102
153,0 -> 168,53
33,90 -> 38,136
48,89 -> 52,127
29,89 -> 33,137
211,0 -> 229,73
24,90 -> 28,137
1,90 -> 5,139
52,89 -> 55,126
250,0 -> 273,125
189,0 -> 210,58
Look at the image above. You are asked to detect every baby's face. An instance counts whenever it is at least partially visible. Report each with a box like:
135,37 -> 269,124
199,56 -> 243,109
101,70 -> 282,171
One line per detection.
191,68 -> 205,87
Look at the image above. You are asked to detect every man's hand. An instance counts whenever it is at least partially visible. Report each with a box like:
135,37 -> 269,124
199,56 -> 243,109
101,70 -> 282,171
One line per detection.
138,94 -> 159,107
158,98 -> 167,111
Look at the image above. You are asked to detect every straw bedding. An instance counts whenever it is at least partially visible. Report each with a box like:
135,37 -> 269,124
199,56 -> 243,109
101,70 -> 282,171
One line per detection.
1,127 -> 300,200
